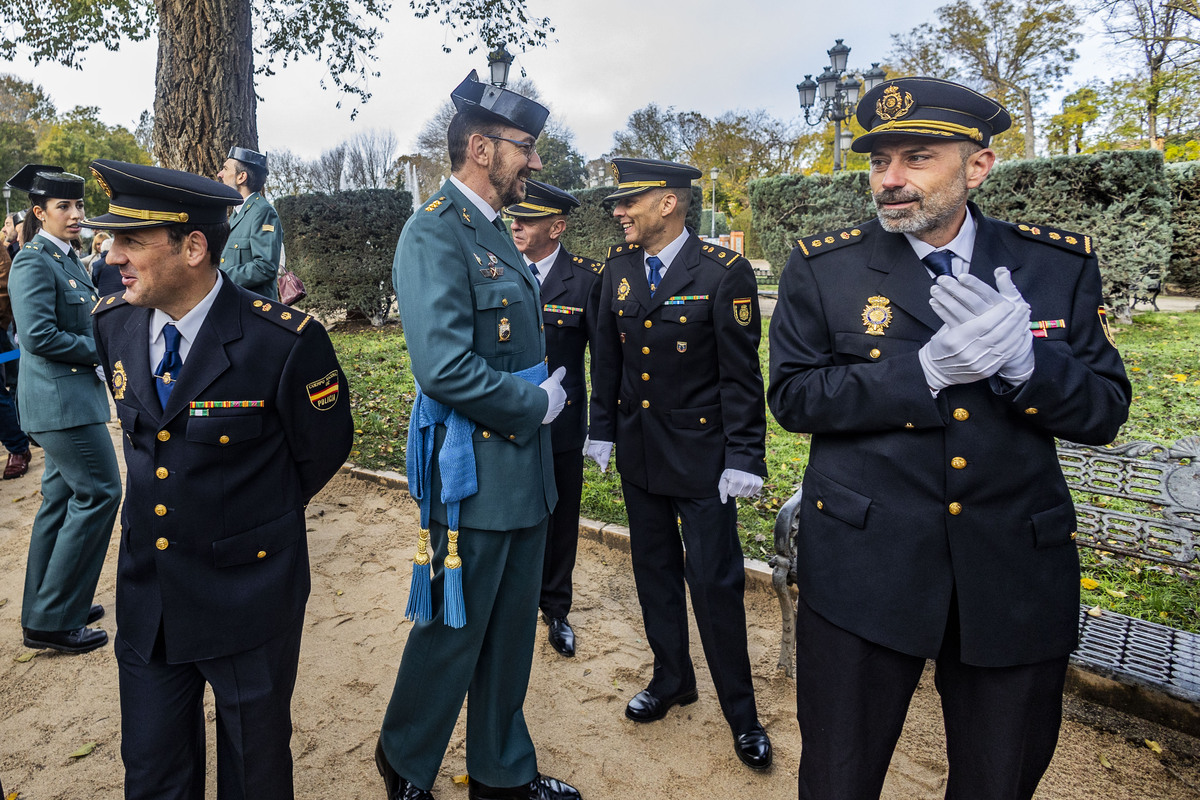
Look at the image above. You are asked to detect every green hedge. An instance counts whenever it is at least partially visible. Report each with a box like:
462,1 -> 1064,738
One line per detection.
1167,162 -> 1200,297
559,185 -> 703,262
276,189 -> 413,324
750,151 -> 1175,318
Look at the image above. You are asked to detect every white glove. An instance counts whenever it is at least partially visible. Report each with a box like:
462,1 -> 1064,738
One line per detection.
919,302 -> 1029,391
584,438 -> 613,473
718,468 -> 764,504
929,272 -> 1008,327
540,366 -> 567,425
994,268 -> 1034,384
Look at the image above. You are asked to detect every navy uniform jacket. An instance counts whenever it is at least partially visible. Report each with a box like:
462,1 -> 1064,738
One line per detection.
221,192 -> 282,301
92,278 -> 353,663
589,233 -> 767,497
541,247 -> 603,454
767,205 -> 1131,668
8,236 -> 110,432
394,180 -> 556,531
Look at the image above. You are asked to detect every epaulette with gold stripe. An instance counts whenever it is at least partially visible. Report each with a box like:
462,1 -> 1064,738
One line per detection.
700,243 -> 745,268
571,254 -> 604,274
251,298 -> 313,334
795,226 -> 865,258
423,196 -> 448,213
1012,222 -> 1092,255
92,292 -> 128,315
607,243 -> 642,259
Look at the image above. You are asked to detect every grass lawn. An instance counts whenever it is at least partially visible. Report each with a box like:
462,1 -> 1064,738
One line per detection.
329,309 -> 1199,631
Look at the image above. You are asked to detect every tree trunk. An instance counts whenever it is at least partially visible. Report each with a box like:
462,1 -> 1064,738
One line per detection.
152,0 -> 256,174
1020,87 -> 1035,160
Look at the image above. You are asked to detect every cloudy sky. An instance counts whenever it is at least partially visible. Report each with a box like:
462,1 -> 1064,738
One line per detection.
3,1 -> 1124,164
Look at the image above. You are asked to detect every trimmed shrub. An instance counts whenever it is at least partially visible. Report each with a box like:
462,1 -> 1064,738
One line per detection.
1166,162 -> 1200,297
276,189 -> 413,325
559,185 -> 703,262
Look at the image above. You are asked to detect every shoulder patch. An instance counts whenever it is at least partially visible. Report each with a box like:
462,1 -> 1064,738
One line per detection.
700,243 -> 747,269
607,243 -> 642,260
1012,222 -> 1092,255
795,227 -> 865,258
92,292 -> 129,315
250,297 -> 313,334
423,196 -> 448,213
571,254 -> 604,274
261,223 -> 275,232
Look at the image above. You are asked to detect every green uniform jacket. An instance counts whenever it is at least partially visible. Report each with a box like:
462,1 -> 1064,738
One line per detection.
393,180 -> 556,531
221,192 -> 281,301
8,235 -> 110,432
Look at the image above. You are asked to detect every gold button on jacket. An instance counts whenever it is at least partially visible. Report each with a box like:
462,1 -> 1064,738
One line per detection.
155,537 -> 169,550
154,504 -> 168,516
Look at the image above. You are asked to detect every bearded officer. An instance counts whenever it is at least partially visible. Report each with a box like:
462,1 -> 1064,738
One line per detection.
767,77 -> 1131,799
87,159 -> 353,799
217,146 -> 283,300
587,158 -> 772,770
505,179 -> 603,658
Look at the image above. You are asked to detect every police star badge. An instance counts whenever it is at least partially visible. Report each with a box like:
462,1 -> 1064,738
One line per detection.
617,277 -> 631,301
111,360 -> 127,400
306,370 -> 340,411
862,296 -> 892,336
733,298 -> 752,327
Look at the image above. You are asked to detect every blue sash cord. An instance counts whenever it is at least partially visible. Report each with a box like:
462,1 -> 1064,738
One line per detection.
403,360 -> 549,627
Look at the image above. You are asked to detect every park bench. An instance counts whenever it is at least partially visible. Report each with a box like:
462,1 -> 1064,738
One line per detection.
769,435 -> 1200,734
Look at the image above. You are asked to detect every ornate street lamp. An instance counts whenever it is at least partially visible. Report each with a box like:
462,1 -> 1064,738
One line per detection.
796,40 -> 886,171
487,42 -> 514,88
710,168 -> 719,239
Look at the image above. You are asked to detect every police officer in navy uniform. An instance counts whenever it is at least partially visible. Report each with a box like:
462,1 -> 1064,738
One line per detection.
217,146 -> 283,300
587,158 -> 772,770
767,78 -> 1131,799
86,159 -> 354,800
505,179 -> 603,658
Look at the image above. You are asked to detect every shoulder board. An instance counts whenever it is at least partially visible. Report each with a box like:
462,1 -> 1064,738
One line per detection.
249,297 -> 313,335
22,241 -> 43,252
570,254 -> 604,274
1011,222 -> 1093,255
795,226 -> 866,258
607,243 -> 641,260
423,196 -> 449,214
699,243 -> 746,269
92,292 -> 129,315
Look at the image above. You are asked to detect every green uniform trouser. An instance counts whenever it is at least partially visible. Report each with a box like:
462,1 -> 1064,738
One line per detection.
22,422 -> 121,631
380,517 -> 547,791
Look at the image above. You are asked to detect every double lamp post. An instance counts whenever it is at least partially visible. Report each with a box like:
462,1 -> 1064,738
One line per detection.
796,39 -> 888,171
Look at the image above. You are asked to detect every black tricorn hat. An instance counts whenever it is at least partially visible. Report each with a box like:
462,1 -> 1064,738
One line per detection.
505,179 -> 580,218
852,76 -> 1011,153
605,158 -> 702,201
227,146 -> 268,174
450,70 -> 549,138
82,159 -> 243,230
6,164 -> 85,200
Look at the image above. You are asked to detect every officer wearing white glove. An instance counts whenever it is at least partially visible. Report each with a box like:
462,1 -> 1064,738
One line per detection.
583,437 -> 612,473
718,468 -> 763,504
540,366 -> 567,425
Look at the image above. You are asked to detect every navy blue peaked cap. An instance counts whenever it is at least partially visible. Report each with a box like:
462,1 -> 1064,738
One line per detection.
852,76 -> 1011,153
450,70 -> 549,138
82,159 -> 243,230
605,158 -> 702,201
6,164 -> 85,200
504,179 -> 580,217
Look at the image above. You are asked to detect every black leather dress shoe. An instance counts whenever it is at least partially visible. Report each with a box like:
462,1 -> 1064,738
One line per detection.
375,738 -> 435,800
87,604 -> 105,624
733,725 -> 772,770
22,626 -> 108,654
624,686 -> 699,722
546,616 -> 575,657
468,774 -> 581,800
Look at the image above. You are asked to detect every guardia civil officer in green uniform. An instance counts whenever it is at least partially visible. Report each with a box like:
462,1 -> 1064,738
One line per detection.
86,159 -> 353,800
217,146 -> 282,300
767,78 -> 1131,799
586,158 -> 772,771
505,179 -> 604,659
6,164 -> 121,654
375,72 -> 581,800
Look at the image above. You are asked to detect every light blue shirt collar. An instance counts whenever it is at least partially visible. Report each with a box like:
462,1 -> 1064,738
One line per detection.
450,175 -> 499,222
904,209 -> 977,277
644,227 -> 690,279
149,272 -> 224,365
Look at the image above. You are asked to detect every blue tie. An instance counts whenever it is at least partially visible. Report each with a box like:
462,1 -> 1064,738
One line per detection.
528,260 -> 540,281
922,250 -> 955,279
647,255 -> 664,297
155,324 -> 183,408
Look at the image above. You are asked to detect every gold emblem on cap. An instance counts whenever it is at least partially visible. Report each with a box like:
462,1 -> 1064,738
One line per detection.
862,296 -> 892,336
609,162 -> 620,180
876,84 -> 915,121
90,167 -> 113,198
617,277 -> 631,301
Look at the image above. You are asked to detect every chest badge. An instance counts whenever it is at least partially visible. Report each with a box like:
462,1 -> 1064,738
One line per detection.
862,296 -> 892,336
111,360 -> 127,400
498,317 -> 511,342
68,279 -> 78,288
617,277 -> 631,301
480,252 -> 504,279
676,341 -> 687,353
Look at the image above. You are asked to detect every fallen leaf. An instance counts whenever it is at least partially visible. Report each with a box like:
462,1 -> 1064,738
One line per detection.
7,790 -> 19,800
1105,589 -> 1128,599
1080,578 -> 1100,590
336,590 -> 344,596
453,775 -> 469,786
1087,606 -> 1103,617
0,597 -> 7,607
69,742 -> 98,759
15,651 -> 37,663
1145,739 -> 1163,754
1099,753 -> 1113,769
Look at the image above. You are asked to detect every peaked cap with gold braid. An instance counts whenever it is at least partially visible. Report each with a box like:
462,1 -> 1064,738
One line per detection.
851,76 -> 1011,153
